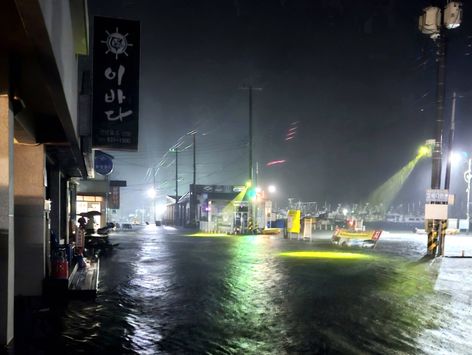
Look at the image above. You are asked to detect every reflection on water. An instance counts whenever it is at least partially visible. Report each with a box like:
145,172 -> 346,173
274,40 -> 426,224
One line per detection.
52,229 -> 447,354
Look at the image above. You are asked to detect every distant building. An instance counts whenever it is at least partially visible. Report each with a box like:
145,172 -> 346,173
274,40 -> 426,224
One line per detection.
164,184 -> 273,233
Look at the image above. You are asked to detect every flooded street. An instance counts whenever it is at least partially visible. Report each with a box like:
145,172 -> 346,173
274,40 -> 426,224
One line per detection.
39,227 -> 472,354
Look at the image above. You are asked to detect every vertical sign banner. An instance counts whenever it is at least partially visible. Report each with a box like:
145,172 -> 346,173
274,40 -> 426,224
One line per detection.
92,17 -> 140,150
109,186 -> 120,209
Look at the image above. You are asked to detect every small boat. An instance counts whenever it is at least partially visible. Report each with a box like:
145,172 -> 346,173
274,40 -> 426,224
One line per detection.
332,228 -> 382,248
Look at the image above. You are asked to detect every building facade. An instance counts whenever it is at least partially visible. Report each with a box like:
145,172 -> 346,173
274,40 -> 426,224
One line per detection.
0,0 -> 91,346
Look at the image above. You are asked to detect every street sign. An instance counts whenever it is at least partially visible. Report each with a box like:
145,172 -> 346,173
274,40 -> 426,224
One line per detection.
426,189 -> 449,204
94,153 -> 114,175
425,204 -> 448,219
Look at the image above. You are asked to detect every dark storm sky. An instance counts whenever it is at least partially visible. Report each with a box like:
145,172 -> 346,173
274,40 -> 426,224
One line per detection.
87,0 -> 472,213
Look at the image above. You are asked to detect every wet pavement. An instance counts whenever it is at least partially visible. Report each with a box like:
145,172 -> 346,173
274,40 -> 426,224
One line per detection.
9,227 -> 472,354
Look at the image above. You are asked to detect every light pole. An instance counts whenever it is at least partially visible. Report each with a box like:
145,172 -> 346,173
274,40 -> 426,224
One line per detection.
418,2 -> 462,256
169,148 -> 179,226
268,185 -> 277,228
147,187 -> 157,224
240,85 -> 262,232
465,158 -> 471,233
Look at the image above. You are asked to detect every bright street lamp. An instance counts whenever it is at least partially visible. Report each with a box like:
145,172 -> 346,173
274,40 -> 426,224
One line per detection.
147,188 -> 156,199
268,185 -> 276,194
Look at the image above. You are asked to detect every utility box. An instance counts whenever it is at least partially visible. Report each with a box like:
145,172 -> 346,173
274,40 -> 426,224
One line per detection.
425,204 -> 448,220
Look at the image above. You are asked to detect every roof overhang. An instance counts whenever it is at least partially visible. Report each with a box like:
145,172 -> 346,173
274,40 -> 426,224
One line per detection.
1,0 -> 88,177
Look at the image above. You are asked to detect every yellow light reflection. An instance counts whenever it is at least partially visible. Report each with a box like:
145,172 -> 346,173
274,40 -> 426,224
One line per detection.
279,251 -> 376,260
186,233 -> 232,238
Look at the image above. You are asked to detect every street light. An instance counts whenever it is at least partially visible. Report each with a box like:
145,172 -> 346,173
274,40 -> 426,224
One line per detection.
147,188 -> 156,199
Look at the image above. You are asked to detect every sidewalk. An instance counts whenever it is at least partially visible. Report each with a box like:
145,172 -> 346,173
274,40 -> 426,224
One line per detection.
418,255 -> 472,354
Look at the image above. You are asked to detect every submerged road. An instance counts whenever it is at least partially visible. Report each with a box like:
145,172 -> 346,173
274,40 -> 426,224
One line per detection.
22,227 -> 472,354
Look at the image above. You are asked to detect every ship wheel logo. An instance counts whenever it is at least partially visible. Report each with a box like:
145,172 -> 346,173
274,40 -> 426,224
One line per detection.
101,27 -> 133,60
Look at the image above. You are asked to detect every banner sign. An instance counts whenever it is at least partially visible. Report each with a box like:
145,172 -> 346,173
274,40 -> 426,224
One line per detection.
192,184 -> 236,194
109,185 -> 120,209
92,16 -> 140,150
425,189 -> 449,204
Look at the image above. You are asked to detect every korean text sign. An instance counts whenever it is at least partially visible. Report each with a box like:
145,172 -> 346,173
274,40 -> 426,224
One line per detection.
92,17 -> 140,150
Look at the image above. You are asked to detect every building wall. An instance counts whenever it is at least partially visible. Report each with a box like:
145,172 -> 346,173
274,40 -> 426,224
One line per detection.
14,144 -> 46,296
0,94 -> 15,345
39,0 -> 79,135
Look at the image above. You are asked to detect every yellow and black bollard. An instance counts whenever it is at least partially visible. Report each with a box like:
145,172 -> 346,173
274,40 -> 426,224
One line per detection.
427,219 -> 438,256
439,219 -> 447,256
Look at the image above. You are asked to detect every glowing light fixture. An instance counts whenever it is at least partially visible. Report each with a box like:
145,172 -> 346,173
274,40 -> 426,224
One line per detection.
418,145 -> 432,158
247,188 -> 256,200
449,151 -> 468,165
156,204 -> 167,215
147,188 -> 156,198
268,185 -> 276,194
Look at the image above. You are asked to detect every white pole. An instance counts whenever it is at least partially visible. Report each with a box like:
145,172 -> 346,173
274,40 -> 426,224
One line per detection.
467,158 -> 471,233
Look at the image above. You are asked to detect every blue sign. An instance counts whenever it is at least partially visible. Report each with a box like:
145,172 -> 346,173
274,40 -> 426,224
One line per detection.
94,153 -> 114,175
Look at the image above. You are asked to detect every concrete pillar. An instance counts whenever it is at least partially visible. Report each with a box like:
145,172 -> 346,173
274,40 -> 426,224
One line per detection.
49,167 -> 62,241
14,144 -> 46,296
0,94 -> 15,345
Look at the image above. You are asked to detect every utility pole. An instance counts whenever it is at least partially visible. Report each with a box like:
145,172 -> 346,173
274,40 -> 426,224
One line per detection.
175,148 -> 178,225
191,131 -> 197,227
444,91 -> 456,191
419,2 -> 462,257
170,148 -> 179,226
193,133 -> 196,188
440,91 -> 457,256
153,166 -> 157,223
240,85 -> 262,183
240,85 -> 262,232
465,158 -> 471,234
431,31 -> 446,191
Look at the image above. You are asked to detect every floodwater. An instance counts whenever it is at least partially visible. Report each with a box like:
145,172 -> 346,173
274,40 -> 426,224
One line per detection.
17,227 -> 472,354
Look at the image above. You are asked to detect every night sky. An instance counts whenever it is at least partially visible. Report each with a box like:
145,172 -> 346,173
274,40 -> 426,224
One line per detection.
85,1 -> 472,217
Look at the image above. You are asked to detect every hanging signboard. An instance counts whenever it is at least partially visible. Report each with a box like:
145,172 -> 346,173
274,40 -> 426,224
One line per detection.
109,180 -> 126,209
109,186 -> 120,209
92,16 -> 140,150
